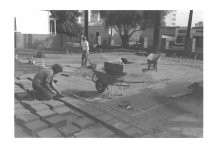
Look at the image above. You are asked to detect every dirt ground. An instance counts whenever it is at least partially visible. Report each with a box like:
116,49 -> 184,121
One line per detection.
15,60 -> 43,78
15,52 -> 203,137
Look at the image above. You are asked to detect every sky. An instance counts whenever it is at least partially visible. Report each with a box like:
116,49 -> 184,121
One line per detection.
175,10 -> 203,26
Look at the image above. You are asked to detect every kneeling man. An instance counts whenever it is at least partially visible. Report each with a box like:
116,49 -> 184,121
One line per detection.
32,64 -> 63,100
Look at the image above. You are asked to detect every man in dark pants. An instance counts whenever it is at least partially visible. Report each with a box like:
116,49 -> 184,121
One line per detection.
32,64 -> 63,100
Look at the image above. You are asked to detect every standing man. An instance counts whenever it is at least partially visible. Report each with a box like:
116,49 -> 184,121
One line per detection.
81,36 -> 89,67
97,35 -> 102,52
32,64 -> 63,100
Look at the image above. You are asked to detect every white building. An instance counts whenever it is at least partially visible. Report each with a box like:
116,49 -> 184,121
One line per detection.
15,10 -> 56,34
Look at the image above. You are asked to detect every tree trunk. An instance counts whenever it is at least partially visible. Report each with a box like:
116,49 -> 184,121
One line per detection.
121,34 -> 129,48
185,10 -> 193,56
152,11 -> 161,53
84,10 -> 89,40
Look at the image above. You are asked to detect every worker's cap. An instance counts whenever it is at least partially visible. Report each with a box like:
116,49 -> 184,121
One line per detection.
52,64 -> 63,73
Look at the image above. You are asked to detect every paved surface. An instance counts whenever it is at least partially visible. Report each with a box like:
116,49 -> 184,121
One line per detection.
15,52 -> 203,138
15,79 -> 122,138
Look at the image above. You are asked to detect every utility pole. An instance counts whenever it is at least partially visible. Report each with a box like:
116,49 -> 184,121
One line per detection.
14,17 -> 17,49
185,10 -> 193,56
84,10 -> 89,41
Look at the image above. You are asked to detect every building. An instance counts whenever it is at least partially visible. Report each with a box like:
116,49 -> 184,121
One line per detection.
15,10 -> 62,50
139,25 -> 203,55
164,11 -> 177,27
174,27 -> 203,53
195,21 -> 203,27
15,10 -> 56,34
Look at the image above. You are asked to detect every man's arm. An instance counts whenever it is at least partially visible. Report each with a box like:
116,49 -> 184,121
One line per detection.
50,81 -> 59,93
45,83 -> 56,94
50,81 -> 63,96
44,73 -> 56,94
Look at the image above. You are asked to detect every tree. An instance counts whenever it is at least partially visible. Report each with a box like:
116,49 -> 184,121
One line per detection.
101,10 -> 143,48
94,10 -> 170,48
50,10 -> 82,39
142,11 -> 171,52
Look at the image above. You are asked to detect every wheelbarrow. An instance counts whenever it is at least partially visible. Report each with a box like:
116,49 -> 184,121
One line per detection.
89,62 -> 127,94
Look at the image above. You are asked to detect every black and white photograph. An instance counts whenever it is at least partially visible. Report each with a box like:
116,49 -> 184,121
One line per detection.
13,9 -> 203,138
1,0 -> 209,144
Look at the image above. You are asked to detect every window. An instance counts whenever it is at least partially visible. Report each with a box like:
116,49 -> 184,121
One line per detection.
176,36 -> 185,43
49,19 -> 56,34
194,36 -> 203,48
178,30 -> 187,33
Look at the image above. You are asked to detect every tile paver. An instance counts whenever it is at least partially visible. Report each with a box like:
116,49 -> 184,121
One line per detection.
58,124 -> 81,137
29,103 -> 49,112
72,117 -> 96,129
44,100 -> 65,110
53,107 -> 73,116
24,120 -> 48,136
36,109 -> 56,118
45,115 -> 67,128
15,108 -> 31,116
21,100 -> 42,107
16,113 -> 40,124
36,127 -> 62,138
74,126 -> 115,138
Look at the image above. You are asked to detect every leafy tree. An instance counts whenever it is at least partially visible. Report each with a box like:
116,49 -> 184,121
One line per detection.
142,11 -> 170,52
50,10 -> 82,39
97,10 -> 143,48
94,10 -> 170,49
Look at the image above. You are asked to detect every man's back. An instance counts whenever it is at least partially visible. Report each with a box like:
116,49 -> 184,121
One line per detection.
32,69 -> 53,87
147,53 -> 161,61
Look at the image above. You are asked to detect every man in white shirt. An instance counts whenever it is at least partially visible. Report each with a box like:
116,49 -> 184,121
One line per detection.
81,36 -> 89,66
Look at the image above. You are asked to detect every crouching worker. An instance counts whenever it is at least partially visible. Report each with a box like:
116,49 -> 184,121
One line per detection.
32,64 -> 63,100
147,52 -> 161,71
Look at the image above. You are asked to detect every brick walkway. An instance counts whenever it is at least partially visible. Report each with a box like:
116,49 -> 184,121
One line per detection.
15,79 -> 122,138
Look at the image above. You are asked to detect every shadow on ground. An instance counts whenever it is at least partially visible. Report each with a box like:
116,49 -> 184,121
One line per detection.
62,89 -> 101,99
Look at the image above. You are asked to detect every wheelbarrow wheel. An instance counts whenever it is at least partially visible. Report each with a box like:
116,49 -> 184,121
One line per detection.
95,80 -> 107,93
92,73 -> 98,82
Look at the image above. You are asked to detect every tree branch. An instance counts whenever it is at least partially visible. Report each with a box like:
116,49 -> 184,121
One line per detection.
128,25 -> 142,38
113,25 -> 122,37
